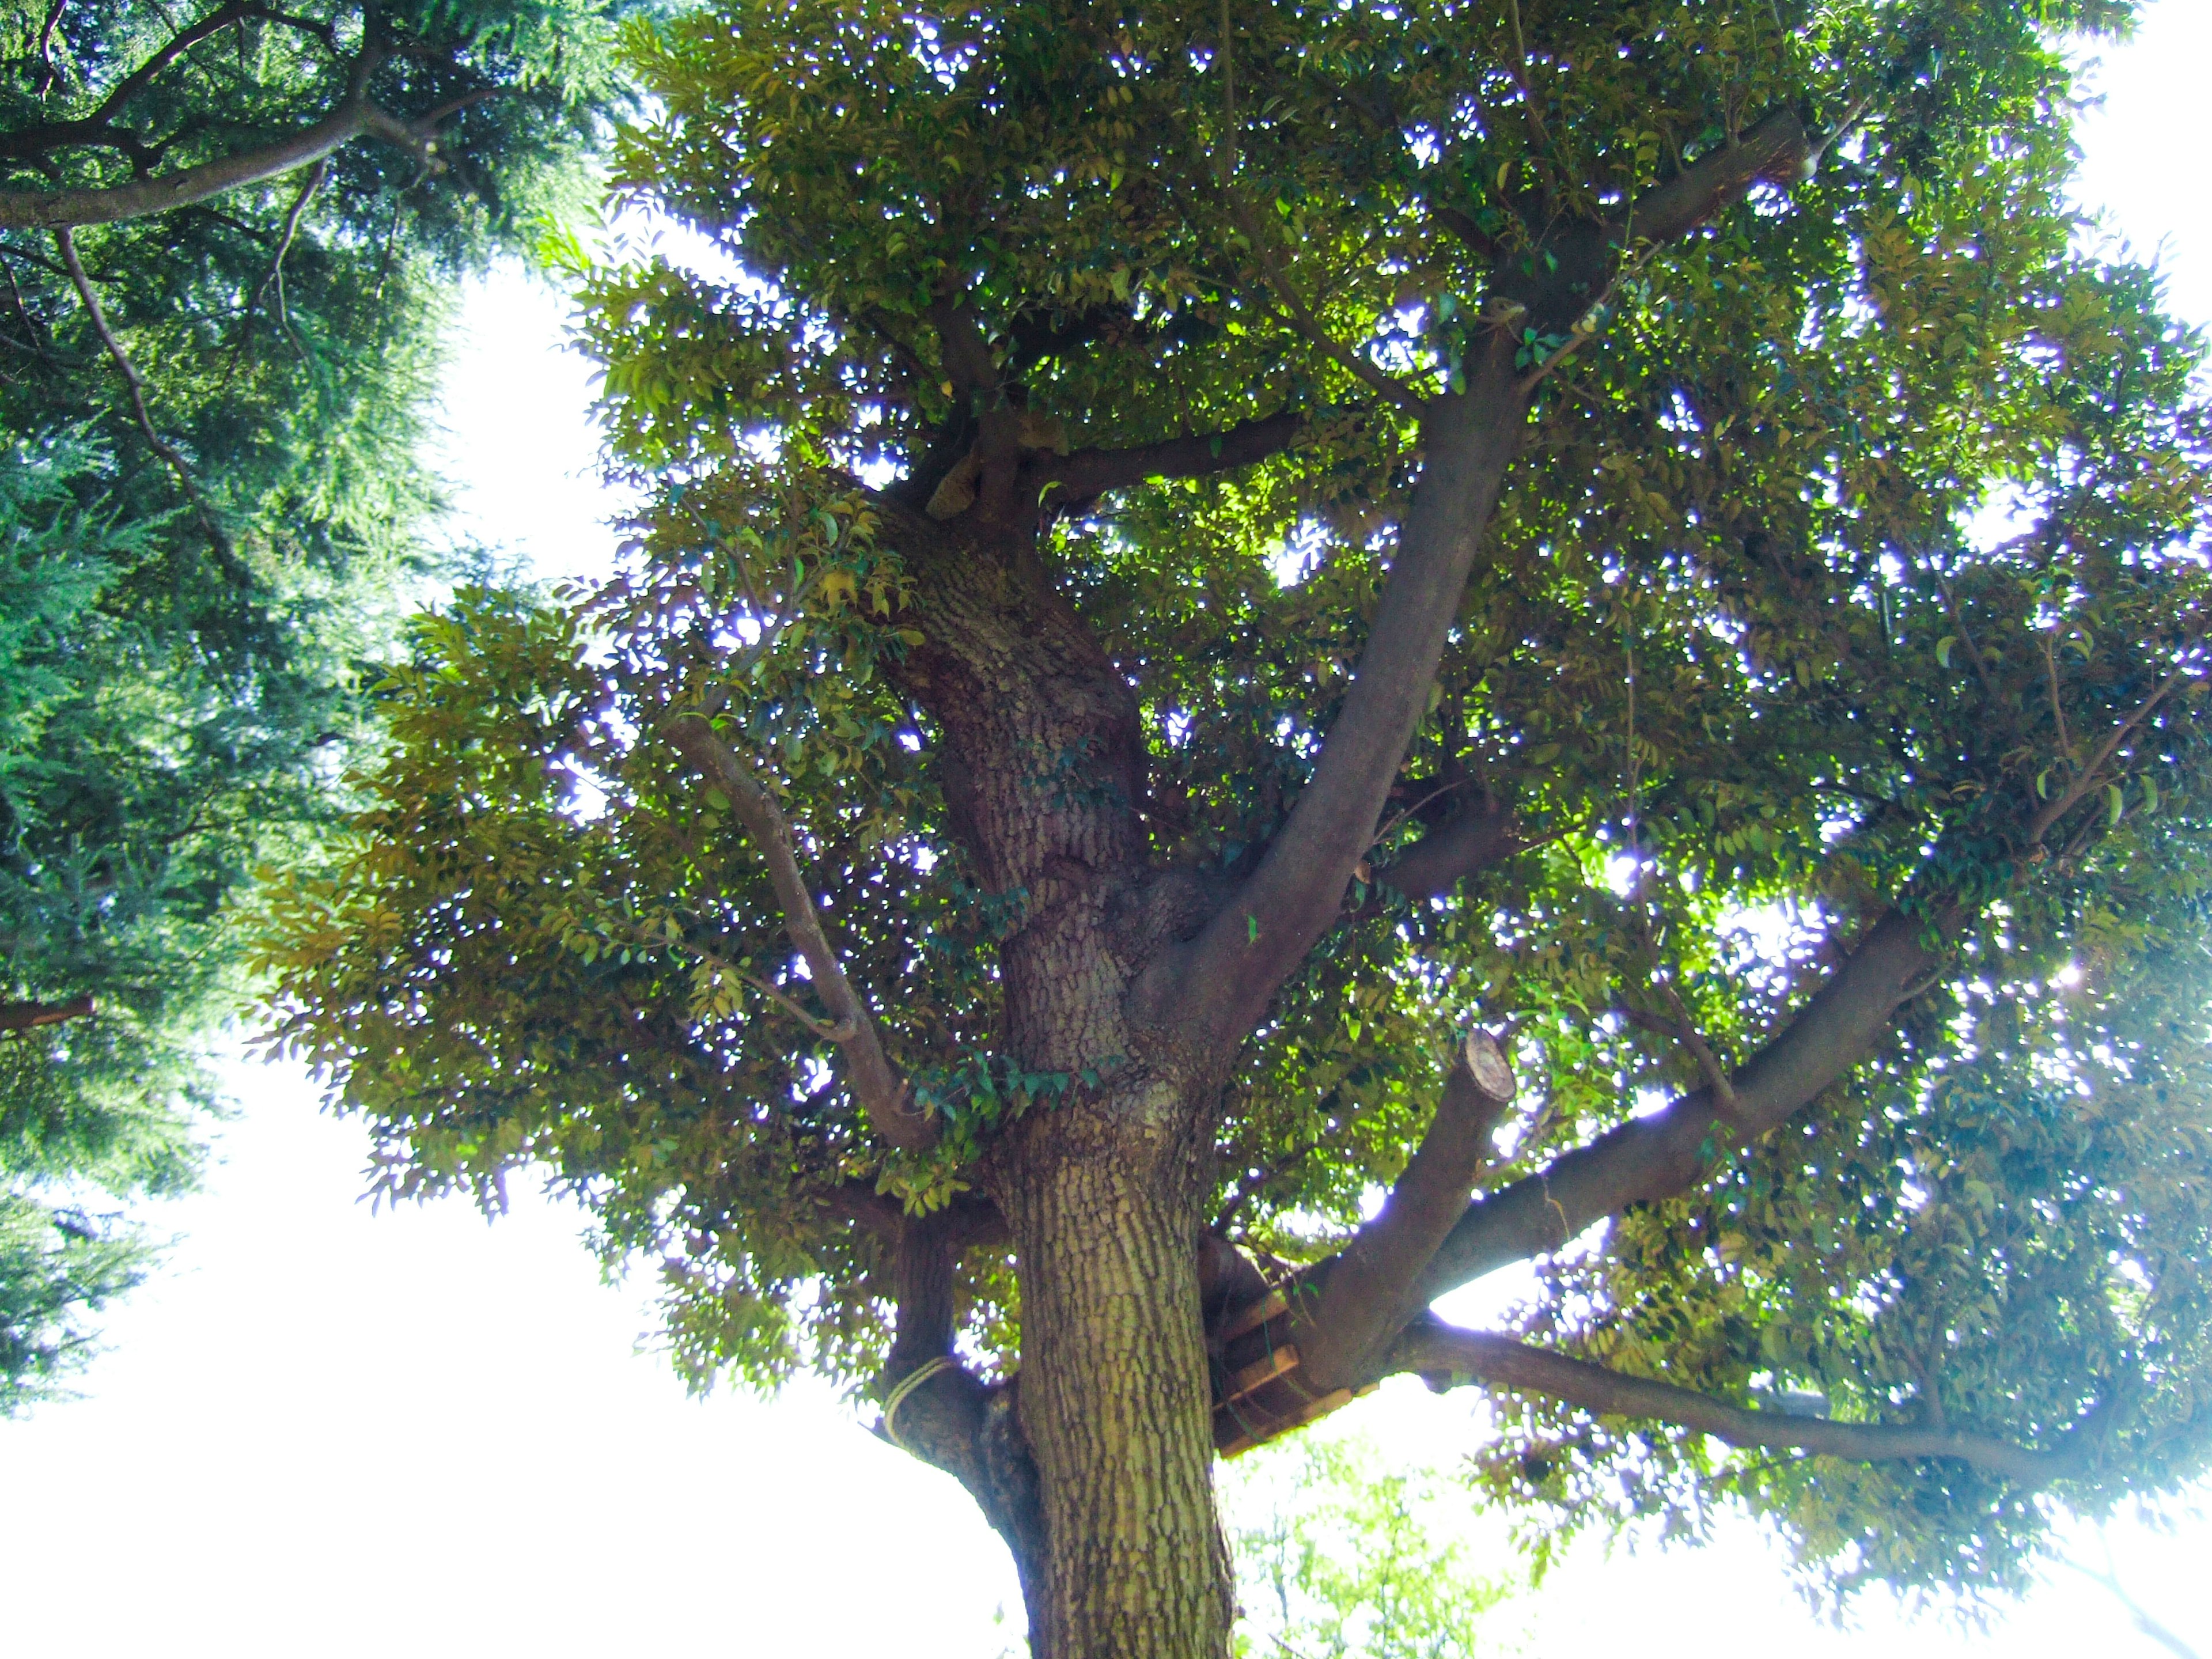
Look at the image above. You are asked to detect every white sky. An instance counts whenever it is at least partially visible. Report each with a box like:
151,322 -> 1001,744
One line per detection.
5,8 -> 2210,1654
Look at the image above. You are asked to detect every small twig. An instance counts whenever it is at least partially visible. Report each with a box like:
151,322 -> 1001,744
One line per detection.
2066,1550 -> 2202,1659
1231,197 -> 1427,414
1652,973 -> 1738,1112
256,155 -> 325,350
1503,0 -> 1554,158
688,942 -> 854,1043
2026,660 -> 2197,847
2042,628 -> 2072,760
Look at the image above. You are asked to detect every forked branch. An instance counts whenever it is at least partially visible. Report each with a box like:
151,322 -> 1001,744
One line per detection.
1389,1319 -> 2096,1486
1148,105 -> 1819,1056
664,710 -> 935,1153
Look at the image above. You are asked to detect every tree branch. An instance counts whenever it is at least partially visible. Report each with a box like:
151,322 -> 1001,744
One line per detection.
1374,792 -> 1519,902
1616,109 -> 1809,248
57,225 -> 234,559
1389,1319 -> 2096,1486
1042,408 -> 1308,500
1,98 -> 371,232
664,710 -> 937,1154
1134,337 -> 1530,1046
0,995 -> 95,1032
1297,1030 -> 1516,1391
2025,661 -> 2199,847
0,40 -> 495,232
1411,902 -> 1950,1305
1138,103 -> 1819,1060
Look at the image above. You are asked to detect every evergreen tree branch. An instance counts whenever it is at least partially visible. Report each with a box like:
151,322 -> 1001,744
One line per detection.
1388,1317 -> 2096,1486
56,224 -> 235,560
663,709 -> 937,1154
0,37 -> 497,232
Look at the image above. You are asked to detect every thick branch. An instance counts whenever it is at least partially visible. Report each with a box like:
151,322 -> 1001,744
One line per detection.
1298,1030 -> 1516,1390
1390,1319 -> 2092,1486
0,43 -> 490,232
927,293 -> 999,404
1137,337 -> 1529,1045
1043,408 -> 1307,500
0,995 -> 94,1032
1,99 -> 370,231
1413,903 -> 1948,1304
664,711 -> 936,1153
1376,793 -> 1519,901
1618,109 -> 1810,248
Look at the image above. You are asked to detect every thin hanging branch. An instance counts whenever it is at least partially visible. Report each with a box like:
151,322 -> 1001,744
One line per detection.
56,225 -> 236,561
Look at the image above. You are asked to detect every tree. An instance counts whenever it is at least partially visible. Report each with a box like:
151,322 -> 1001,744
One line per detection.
259,2 -> 2212,1654
0,0 -> 621,1410
1227,1434 -> 1517,1659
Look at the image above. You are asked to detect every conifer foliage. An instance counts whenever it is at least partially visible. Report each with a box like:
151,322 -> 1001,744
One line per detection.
0,0 -> 620,1409
266,3 -> 2211,1652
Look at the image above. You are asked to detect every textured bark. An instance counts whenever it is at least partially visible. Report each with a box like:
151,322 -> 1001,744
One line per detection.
880,510 -> 1234,1657
1001,1103 -> 1231,1659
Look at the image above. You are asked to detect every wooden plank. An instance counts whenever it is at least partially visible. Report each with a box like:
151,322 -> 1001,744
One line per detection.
1221,1344 -> 1299,1403
1217,1288 -> 1289,1343
1214,1379 -> 1378,1459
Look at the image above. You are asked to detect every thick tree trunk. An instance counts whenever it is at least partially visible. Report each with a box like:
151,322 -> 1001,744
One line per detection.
1001,1096 -> 1232,1659
884,506 -> 1235,1655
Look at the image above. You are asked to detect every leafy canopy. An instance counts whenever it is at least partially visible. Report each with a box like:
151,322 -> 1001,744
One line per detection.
263,0 -> 2212,1607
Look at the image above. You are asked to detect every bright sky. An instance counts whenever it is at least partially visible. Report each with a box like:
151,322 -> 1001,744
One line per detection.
6,10 -> 2210,1655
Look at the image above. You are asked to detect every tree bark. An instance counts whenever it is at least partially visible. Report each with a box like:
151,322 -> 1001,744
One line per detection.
1000,1095 -> 1232,1659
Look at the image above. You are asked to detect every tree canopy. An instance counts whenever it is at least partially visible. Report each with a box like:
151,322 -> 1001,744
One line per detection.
0,0 -> 620,1410
261,2 -> 2212,1653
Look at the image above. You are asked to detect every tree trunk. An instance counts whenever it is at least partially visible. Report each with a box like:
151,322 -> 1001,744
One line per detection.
1001,1094 -> 1233,1659
884,502 -> 1235,1655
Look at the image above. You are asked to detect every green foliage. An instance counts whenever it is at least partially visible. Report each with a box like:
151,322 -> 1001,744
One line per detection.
260,0 -> 2212,1609
1228,1433 -> 1518,1659
0,0 -> 626,1408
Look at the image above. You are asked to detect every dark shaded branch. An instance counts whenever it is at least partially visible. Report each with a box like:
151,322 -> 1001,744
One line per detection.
1376,792 -> 1519,901
0,995 -> 94,1032
1429,201 -> 1505,264
887,1209 -> 959,1376
664,710 -> 936,1154
1389,1319 -> 2094,1486
1043,408 -> 1308,499
1413,903 -> 1949,1304
926,292 -> 998,403
1298,1031 -> 1516,1391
